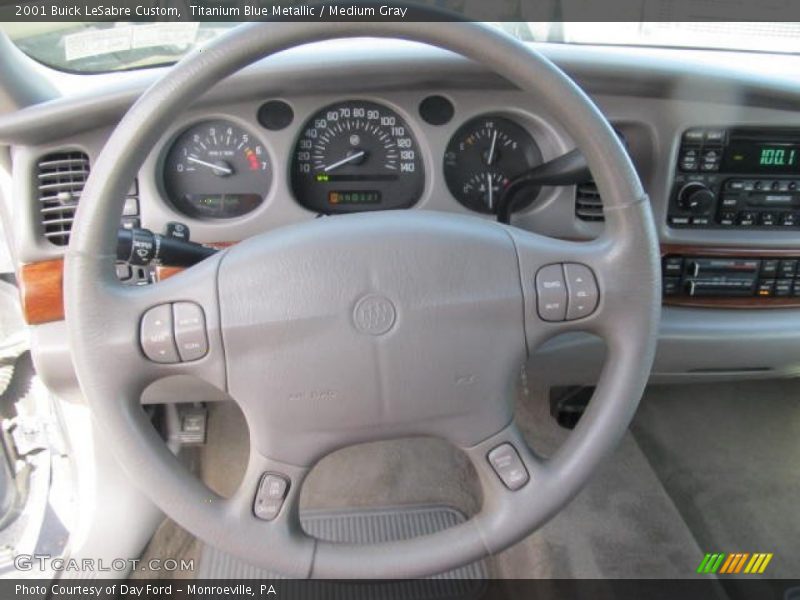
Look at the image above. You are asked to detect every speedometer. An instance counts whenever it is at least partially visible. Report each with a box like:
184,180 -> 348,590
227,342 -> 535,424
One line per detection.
164,119 -> 271,219
291,101 -> 424,213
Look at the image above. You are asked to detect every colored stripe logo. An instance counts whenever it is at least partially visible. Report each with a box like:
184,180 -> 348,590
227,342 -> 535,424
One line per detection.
697,552 -> 773,574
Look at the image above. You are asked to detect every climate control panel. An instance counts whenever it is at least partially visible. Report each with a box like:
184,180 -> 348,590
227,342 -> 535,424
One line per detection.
662,254 -> 800,302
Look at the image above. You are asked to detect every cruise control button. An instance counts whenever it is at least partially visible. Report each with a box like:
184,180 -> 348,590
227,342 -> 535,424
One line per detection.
140,304 -> 179,364
487,443 -> 529,491
253,473 -> 289,521
173,302 -> 208,362
535,264 -> 567,322
564,263 -> 599,320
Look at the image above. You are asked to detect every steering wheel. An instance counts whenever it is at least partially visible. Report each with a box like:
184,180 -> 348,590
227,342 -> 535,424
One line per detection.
65,21 -> 659,578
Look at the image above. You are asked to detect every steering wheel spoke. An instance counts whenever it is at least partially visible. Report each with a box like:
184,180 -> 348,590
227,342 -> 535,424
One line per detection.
506,206 -> 659,351
67,251 -> 228,396
461,418 -> 543,498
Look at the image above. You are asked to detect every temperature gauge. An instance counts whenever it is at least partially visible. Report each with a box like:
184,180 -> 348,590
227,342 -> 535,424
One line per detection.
444,115 -> 542,214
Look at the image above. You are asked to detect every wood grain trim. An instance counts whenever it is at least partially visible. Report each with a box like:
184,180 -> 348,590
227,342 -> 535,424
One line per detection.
661,244 -> 800,259
664,296 -> 800,309
155,265 -> 183,281
18,242 -> 800,324
661,244 -> 800,309
19,258 -> 65,325
155,242 -> 235,282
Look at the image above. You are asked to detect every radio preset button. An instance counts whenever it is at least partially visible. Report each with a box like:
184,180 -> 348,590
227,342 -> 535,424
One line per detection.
738,211 -> 756,226
719,211 -> 737,226
760,212 -> 778,226
782,213 -> 797,226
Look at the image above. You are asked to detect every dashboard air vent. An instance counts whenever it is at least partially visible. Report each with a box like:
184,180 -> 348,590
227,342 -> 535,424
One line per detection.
575,181 -> 604,222
36,151 -> 90,246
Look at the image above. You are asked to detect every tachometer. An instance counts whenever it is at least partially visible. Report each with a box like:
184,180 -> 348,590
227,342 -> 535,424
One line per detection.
291,101 -> 424,213
163,119 -> 271,219
444,115 -> 542,214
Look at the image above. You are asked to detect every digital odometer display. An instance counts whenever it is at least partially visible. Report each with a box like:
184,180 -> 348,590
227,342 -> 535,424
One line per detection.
328,190 -> 382,205
723,141 -> 800,174
291,101 -> 424,213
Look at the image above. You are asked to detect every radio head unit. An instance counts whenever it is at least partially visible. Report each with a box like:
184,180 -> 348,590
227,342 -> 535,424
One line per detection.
669,127 -> 800,229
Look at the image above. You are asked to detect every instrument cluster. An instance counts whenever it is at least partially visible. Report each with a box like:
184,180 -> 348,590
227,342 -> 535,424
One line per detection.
160,97 -> 545,220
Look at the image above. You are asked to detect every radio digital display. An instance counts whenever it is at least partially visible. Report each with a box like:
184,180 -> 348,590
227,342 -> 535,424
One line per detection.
723,141 -> 800,174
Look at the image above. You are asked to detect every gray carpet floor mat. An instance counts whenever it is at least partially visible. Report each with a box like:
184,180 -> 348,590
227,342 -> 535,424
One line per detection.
631,379 -> 800,580
137,379 -> 799,584
197,504 -> 488,582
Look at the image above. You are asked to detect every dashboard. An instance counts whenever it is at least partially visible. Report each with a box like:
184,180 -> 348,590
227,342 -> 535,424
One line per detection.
3,39 -> 800,395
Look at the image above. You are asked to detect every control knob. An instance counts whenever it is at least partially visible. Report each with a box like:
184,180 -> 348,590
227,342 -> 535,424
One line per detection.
677,182 -> 715,214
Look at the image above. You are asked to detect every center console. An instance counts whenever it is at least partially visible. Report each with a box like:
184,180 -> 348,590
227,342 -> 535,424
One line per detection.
664,127 -> 800,308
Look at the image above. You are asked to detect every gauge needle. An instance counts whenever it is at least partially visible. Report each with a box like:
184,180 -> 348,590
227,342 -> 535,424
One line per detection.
187,156 -> 233,175
323,150 -> 366,173
487,173 -> 494,210
487,130 -> 498,165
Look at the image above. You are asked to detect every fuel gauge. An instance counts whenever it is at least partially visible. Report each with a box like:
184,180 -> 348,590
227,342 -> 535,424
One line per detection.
443,115 -> 542,214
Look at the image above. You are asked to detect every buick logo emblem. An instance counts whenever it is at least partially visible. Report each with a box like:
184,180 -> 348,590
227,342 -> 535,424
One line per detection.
353,294 -> 396,336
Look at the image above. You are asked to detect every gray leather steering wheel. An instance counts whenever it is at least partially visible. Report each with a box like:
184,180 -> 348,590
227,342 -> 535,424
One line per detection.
65,21 -> 660,578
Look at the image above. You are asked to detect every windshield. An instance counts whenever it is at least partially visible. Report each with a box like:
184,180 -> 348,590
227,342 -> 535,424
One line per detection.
3,21 -> 800,73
